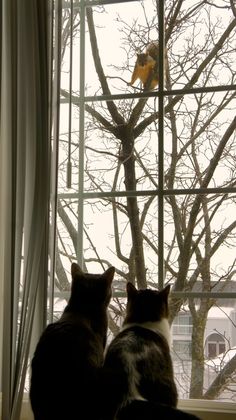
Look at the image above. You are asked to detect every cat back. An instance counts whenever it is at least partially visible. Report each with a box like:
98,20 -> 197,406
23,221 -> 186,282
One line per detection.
30,263 -> 115,420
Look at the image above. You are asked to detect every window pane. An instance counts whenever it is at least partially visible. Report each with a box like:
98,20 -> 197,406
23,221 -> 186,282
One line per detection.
82,99 -> 160,193
164,194 -> 236,287
82,1 -> 236,95
85,0 -> 157,96
171,300 -> 236,401
219,343 -> 226,354
208,343 -> 217,359
164,92 -> 236,190
167,3 -> 236,91
55,195 -> 160,299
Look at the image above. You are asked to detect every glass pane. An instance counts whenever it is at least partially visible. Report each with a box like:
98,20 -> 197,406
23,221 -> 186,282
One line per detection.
86,1 -> 235,95
83,98 -> 160,193
164,92 -> 236,190
60,1 -> 236,100
58,96 -> 162,193
60,4 -> 81,95
85,0 -> 160,96
171,299 -> 236,402
167,2 -> 236,91
208,343 -> 217,359
54,195 -> 160,317
58,102 -> 80,194
164,193 -> 236,285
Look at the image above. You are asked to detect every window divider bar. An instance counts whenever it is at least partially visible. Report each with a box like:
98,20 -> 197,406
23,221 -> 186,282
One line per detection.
77,0 -> 86,267
60,84 -> 236,104
171,292 -> 236,299
57,185 -> 236,200
158,0 -> 165,290
66,0 -> 74,188
62,0 -> 137,9
48,0 -> 62,324
52,291 -> 236,299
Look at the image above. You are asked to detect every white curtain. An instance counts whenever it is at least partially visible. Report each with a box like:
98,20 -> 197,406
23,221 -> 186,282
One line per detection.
0,0 -> 50,418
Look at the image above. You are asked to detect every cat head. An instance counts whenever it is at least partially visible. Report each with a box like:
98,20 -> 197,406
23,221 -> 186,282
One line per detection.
66,263 -> 115,312
137,53 -> 149,66
123,283 -> 171,325
137,52 -> 156,67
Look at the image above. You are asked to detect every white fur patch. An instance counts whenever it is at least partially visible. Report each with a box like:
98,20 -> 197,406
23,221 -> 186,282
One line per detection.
122,318 -> 171,347
125,350 -> 142,400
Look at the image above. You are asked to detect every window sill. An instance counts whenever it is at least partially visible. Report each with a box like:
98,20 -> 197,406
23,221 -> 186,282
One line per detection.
1,396 -> 235,420
178,399 -> 236,419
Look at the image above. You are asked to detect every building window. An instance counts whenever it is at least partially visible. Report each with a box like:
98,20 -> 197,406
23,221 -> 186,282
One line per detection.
206,333 -> 226,359
173,340 -> 192,361
172,313 -> 193,335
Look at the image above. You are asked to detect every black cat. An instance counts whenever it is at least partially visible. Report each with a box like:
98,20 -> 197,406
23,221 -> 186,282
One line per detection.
30,263 -> 115,420
101,283 -> 178,419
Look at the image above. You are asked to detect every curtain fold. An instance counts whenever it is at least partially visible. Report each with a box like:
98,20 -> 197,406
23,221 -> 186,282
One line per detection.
0,1 -> 50,419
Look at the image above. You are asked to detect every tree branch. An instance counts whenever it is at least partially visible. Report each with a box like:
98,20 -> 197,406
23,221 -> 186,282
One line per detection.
57,200 -> 78,253
203,354 -> 236,400
86,7 -> 125,127
61,88 -> 118,136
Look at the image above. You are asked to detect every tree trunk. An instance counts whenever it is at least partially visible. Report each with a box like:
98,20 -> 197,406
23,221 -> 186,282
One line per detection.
121,127 -> 146,289
189,314 -> 207,398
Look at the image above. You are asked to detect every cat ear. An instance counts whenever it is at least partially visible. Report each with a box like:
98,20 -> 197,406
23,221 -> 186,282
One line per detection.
102,266 -> 115,285
160,284 -> 171,300
71,262 -> 83,278
126,282 -> 137,299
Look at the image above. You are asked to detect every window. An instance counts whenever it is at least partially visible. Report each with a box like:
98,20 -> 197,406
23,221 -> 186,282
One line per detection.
172,313 -> 193,335
49,0 -> 236,409
206,333 -> 226,359
173,340 -> 192,360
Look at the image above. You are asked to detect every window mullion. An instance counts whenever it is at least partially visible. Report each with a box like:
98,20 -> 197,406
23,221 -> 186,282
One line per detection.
158,0 -> 165,290
48,0 -> 62,324
77,0 -> 86,267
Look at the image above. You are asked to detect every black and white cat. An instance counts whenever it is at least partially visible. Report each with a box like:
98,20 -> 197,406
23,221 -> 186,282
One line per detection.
101,282 -> 178,419
30,262 -> 115,420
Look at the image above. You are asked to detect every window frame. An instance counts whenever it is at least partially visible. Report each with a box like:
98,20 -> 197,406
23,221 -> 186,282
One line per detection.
48,0 -> 236,416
